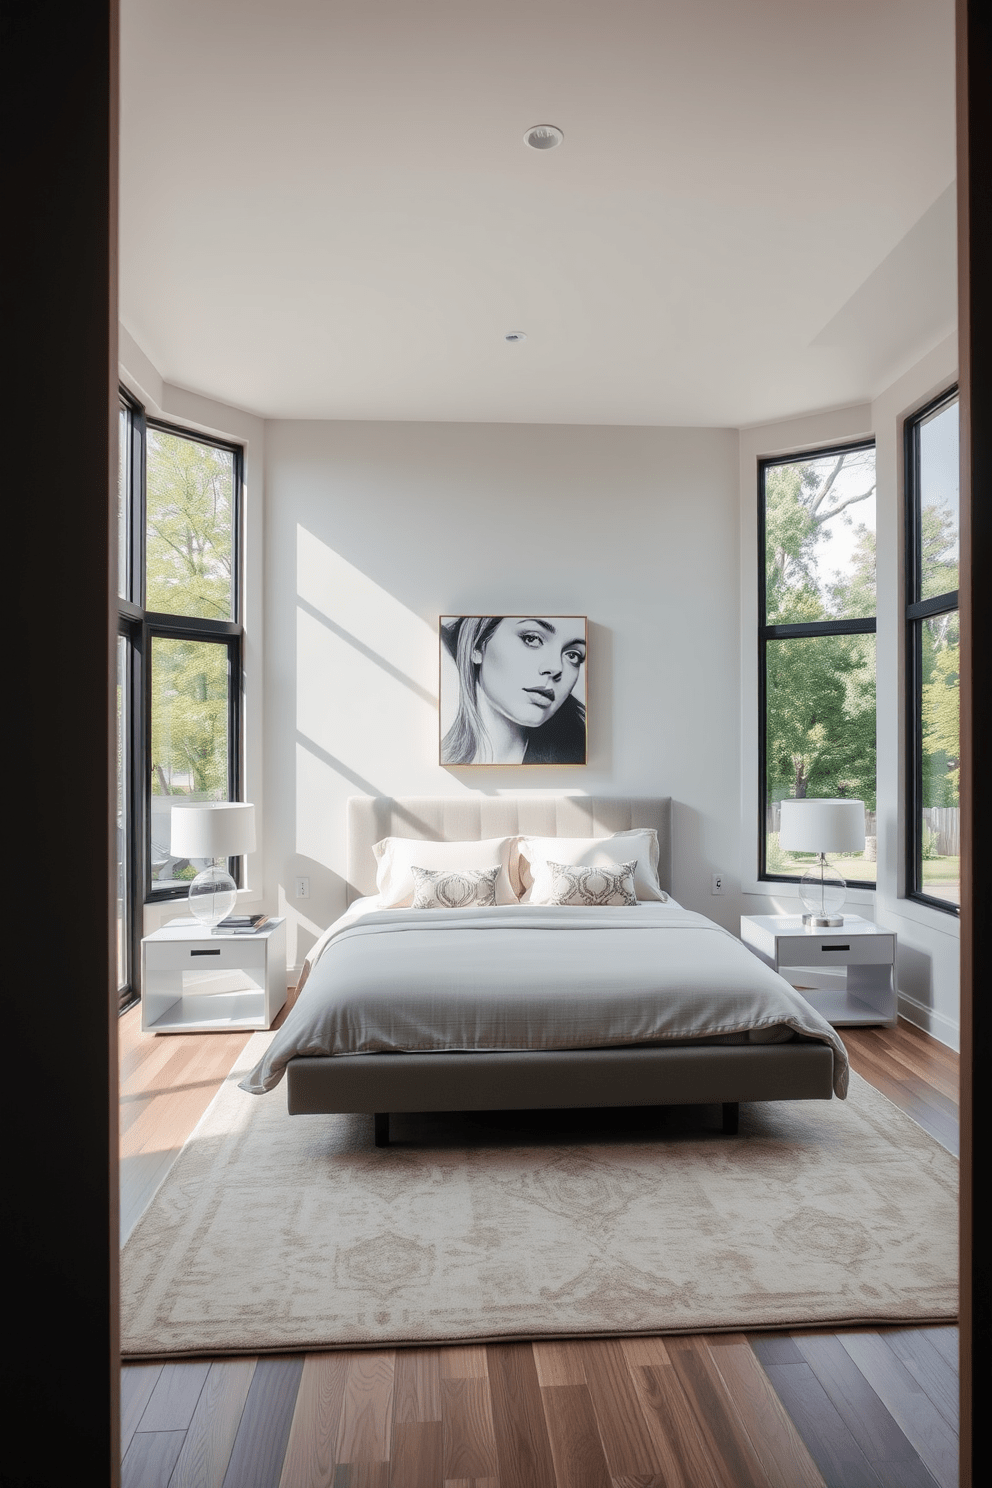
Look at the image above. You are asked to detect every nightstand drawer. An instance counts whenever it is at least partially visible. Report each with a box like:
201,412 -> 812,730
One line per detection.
144,938 -> 267,975
775,934 -> 895,968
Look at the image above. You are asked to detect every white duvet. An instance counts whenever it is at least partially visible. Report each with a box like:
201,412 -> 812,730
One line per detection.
241,899 -> 849,1098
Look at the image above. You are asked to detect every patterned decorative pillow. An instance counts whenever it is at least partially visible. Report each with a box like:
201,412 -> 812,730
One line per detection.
531,859 -> 639,907
410,865 -> 500,909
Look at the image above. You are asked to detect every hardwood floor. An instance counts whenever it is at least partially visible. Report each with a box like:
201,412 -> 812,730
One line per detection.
119,1013 -> 959,1487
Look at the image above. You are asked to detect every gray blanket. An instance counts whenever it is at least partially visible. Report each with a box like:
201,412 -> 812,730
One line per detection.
241,901 -> 848,1098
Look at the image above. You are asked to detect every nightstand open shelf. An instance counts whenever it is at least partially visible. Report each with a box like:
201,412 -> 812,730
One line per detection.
786,984 -> 892,1027
740,913 -> 897,1027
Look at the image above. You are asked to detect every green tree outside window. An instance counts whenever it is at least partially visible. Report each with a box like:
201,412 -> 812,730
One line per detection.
146,429 -> 234,620
763,447 -> 877,881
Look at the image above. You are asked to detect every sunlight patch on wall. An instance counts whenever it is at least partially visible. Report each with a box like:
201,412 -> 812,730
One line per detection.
297,607 -> 438,785
297,525 -> 437,692
296,526 -> 439,798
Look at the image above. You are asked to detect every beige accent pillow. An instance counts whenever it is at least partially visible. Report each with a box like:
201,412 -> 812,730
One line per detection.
514,829 -> 667,903
372,835 -> 518,907
530,860 -> 638,907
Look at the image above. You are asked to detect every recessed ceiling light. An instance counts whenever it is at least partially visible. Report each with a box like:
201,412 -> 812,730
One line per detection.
504,332 -> 527,343
523,124 -> 563,151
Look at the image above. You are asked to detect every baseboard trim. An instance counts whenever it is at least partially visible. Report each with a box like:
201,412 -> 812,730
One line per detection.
897,990 -> 960,1051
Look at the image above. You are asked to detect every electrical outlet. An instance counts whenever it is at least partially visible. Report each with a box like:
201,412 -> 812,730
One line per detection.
294,876 -> 310,899
711,872 -> 724,895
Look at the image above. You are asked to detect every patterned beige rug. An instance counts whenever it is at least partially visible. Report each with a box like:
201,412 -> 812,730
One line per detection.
120,1033 -> 957,1358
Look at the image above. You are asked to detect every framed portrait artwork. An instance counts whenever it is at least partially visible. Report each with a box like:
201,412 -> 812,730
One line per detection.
439,615 -> 588,766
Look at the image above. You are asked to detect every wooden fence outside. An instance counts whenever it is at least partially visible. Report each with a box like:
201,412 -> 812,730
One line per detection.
922,806 -> 960,857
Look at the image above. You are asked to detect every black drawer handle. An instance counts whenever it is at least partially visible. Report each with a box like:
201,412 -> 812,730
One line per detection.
190,948 -> 222,957
822,944 -> 850,952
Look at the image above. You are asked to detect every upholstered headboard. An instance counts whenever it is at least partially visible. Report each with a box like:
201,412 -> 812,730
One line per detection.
346,795 -> 672,903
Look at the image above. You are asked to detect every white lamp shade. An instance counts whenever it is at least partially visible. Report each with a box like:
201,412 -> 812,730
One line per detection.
778,798 -> 866,854
170,802 -> 256,859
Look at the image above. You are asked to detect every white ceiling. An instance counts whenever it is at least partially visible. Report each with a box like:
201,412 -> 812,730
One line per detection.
120,0 -> 957,427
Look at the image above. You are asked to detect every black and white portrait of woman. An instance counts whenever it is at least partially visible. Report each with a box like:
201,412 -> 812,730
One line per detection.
439,616 -> 587,765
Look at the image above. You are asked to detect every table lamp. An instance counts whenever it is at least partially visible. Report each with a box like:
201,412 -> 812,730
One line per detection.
170,801 -> 256,926
778,797 -> 866,928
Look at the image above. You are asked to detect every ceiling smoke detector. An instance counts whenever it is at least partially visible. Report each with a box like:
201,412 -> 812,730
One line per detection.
504,332 -> 527,343
523,124 -> 563,150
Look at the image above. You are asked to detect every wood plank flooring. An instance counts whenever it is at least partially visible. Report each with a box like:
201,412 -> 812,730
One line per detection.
120,1013 -> 959,1487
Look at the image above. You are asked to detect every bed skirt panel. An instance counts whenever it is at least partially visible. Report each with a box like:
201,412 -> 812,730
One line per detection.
285,1042 -> 835,1116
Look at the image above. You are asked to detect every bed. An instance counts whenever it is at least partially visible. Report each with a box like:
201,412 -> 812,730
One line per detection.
241,796 -> 847,1144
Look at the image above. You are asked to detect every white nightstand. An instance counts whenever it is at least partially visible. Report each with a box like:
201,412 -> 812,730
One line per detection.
140,918 -> 287,1033
740,914 -> 897,1027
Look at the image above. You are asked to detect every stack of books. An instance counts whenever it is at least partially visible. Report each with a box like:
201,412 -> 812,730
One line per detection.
212,913 -> 272,935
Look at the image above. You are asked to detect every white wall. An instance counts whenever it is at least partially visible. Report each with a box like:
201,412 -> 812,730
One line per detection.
738,334 -> 960,1047
262,420 -> 742,970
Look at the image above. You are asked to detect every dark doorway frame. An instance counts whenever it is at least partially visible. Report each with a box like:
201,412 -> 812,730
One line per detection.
3,3 -> 986,1484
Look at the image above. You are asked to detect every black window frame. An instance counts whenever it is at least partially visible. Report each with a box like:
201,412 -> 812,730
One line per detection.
758,438 -> 878,888
116,389 -> 246,1012
904,385 -> 960,917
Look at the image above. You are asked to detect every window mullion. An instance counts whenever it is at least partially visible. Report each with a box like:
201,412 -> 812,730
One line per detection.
763,617 -> 877,641
907,591 -> 959,623
144,610 -> 242,639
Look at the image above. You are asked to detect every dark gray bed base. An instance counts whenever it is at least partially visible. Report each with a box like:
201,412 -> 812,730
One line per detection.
285,1041 -> 835,1146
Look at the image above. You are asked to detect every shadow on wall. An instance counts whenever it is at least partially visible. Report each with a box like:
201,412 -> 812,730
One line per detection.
669,800 -> 740,930
283,860 -> 349,970
671,799 -> 696,910
586,620 -> 612,774
895,940 -> 935,1025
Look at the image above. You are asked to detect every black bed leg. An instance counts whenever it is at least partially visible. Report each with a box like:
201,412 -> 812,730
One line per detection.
722,1102 -> 739,1135
374,1112 -> 389,1148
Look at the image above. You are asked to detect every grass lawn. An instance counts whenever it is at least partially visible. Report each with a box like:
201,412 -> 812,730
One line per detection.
766,838 -> 959,904
766,840 -> 877,885
922,855 -> 960,889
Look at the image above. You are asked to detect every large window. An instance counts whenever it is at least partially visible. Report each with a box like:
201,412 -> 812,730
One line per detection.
116,392 -> 244,1010
759,443 -> 877,886
906,389 -> 960,913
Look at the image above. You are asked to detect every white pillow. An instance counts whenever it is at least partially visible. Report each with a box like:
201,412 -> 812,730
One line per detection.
530,859 -> 638,907
514,829 -> 667,903
372,836 -> 518,907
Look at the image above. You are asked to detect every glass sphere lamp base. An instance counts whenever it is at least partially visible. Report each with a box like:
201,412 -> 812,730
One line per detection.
188,864 -> 237,927
799,855 -> 846,929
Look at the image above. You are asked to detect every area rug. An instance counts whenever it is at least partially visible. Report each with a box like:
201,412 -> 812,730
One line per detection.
120,1033 -> 957,1358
